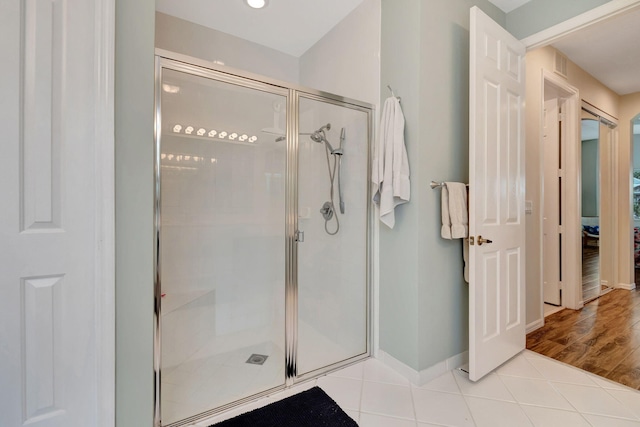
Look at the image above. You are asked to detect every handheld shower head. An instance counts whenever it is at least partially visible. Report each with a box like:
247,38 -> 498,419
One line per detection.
310,131 -> 324,143
310,123 -> 334,146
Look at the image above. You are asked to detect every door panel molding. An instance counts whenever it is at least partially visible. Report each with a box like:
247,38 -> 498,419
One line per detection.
469,6 -> 526,382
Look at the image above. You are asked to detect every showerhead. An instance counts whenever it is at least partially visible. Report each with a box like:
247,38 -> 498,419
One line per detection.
310,123 -> 332,144
310,131 -> 324,143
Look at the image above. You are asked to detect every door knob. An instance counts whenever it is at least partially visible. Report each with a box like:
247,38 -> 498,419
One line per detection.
477,235 -> 493,246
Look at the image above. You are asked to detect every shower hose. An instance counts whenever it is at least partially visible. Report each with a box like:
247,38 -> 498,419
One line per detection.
323,145 -> 340,235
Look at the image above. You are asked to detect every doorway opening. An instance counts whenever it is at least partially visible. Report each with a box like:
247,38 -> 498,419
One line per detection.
581,105 -> 618,304
541,72 -> 581,316
631,113 -> 640,286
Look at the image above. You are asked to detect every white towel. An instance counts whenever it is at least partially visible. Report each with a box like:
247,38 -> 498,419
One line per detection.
440,182 -> 468,239
441,185 -> 452,239
446,182 -> 468,239
440,182 -> 469,283
372,96 -> 410,229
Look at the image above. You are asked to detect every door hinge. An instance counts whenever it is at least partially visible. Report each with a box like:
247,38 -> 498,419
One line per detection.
558,169 -> 564,178
558,225 -> 563,234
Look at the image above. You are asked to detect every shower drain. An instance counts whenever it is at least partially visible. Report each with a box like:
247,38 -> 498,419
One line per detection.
246,354 -> 268,365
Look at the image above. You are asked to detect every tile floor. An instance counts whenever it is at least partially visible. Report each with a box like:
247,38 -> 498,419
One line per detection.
195,350 -> 640,427
193,350 -> 640,427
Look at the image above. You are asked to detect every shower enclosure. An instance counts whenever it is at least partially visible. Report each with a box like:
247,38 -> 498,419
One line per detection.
154,52 -> 372,427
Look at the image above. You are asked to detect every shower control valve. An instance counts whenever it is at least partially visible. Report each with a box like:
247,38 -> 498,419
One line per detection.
320,201 -> 334,221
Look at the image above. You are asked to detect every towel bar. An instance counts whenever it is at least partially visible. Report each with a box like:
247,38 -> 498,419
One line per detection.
431,181 -> 469,189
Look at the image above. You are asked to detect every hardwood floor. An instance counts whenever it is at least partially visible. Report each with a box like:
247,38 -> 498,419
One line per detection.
527,280 -> 640,389
582,245 -> 600,302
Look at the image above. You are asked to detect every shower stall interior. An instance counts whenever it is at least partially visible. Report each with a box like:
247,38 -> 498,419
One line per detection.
154,53 -> 373,426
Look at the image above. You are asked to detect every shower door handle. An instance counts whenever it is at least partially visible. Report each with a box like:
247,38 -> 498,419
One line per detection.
295,230 -> 305,243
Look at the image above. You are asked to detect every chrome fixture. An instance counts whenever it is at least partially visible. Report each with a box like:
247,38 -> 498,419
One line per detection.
309,123 -> 346,235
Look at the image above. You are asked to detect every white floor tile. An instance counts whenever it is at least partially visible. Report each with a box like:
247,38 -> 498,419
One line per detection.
361,381 -> 415,420
167,354 -> 640,427
496,354 -> 545,379
522,350 -> 546,360
363,358 -> 411,386
329,362 -> 365,380
582,414 -> 640,426
465,396 -> 533,427
359,412 -> 417,427
414,371 -> 461,394
343,409 -> 360,423
590,375 -> 635,391
500,376 -> 573,410
606,388 -> 640,420
453,370 -> 515,402
528,357 -> 597,386
520,405 -> 590,427
317,376 -> 362,411
412,388 -> 475,426
552,382 -> 638,420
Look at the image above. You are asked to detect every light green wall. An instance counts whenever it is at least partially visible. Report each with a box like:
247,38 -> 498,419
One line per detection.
115,0 -> 156,426
380,0 -> 504,371
506,0 -> 610,39
379,0 -> 421,369
155,12 -> 300,83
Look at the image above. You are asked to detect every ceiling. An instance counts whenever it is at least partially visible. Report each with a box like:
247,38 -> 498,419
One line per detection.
155,0 -> 364,57
487,0 -> 531,13
156,1 -> 640,96
551,5 -> 640,96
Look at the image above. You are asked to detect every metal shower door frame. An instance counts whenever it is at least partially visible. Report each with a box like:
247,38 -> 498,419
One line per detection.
153,50 -> 374,427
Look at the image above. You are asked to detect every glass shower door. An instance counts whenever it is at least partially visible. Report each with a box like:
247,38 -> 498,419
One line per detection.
295,95 -> 371,377
157,64 -> 288,425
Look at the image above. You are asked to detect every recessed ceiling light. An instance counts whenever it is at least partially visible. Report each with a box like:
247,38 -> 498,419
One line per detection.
246,0 -> 267,9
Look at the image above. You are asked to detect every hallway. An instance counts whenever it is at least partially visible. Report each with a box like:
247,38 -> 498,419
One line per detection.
528,286 -> 640,389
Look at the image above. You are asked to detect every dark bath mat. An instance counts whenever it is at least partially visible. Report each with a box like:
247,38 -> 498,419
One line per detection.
211,386 -> 358,427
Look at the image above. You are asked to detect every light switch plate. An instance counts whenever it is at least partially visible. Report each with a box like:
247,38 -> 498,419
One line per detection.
525,200 -> 533,215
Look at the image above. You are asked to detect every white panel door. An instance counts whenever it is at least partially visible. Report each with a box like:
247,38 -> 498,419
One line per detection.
543,99 -> 562,305
0,1 -> 112,426
469,6 -> 526,382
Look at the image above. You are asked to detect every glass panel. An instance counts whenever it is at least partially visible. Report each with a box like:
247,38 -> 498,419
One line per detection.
159,68 -> 287,424
296,96 -> 369,376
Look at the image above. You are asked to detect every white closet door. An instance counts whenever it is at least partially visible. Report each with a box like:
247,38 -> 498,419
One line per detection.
0,1 -> 112,426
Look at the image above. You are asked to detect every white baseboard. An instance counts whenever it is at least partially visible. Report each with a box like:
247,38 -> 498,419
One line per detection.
377,349 -> 469,387
616,282 -> 636,290
526,318 -> 544,334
